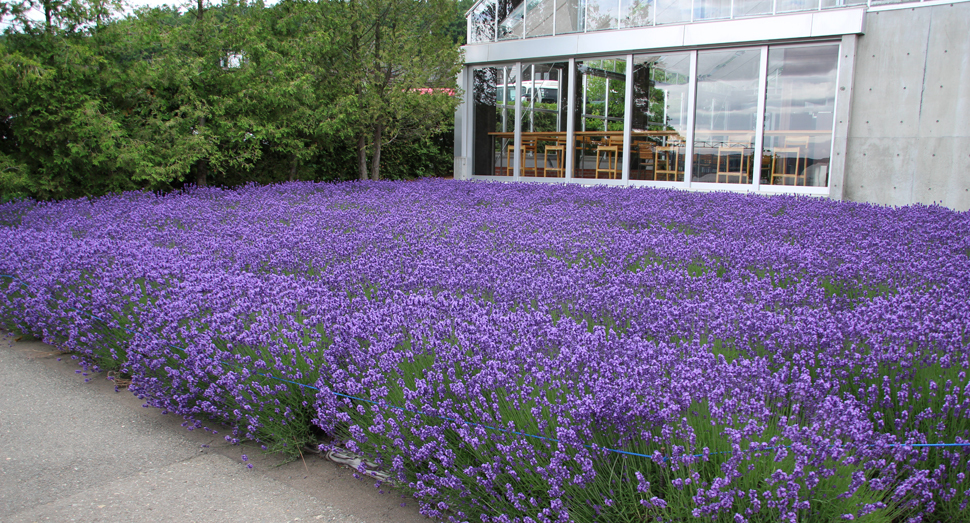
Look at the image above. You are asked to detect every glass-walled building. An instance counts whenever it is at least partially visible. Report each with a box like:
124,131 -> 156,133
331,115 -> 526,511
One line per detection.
454,0 -> 970,209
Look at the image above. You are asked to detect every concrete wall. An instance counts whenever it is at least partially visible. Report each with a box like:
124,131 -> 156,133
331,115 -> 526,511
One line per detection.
844,2 -> 970,211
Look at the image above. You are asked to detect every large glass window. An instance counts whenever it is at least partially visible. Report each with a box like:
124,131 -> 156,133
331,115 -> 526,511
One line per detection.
761,44 -> 839,188
734,0 -> 772,18
469,0 -> 496,43
821,0 -> 867,8
573,58 -> 628,179
620,0 -> 653,28
471,66 -> 517,176
518,63 -> 571,178
555,0 -> 585,34
694,0 -> 732,21
469,0 -> 868,40
586,0 -> 620,31
629,52 -> 691,181
467,42 -> 841,191
692,48 -> 762,184
655,0 -> 691,25
775,0 -> 819,12
526,0 -> 556,37
498,0 -> 525,40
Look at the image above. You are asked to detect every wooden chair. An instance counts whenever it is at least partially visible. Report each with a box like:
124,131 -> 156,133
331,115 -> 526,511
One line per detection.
505,143 -> 517,176
593,135 -> 620,179
632,142 -> 654,180
769,135 -> 810,186
595,144 -> 619,179
542,141 -> 566,178
715,143 -> 750,184
654,144 -> 681,181
506,139 -> 538,176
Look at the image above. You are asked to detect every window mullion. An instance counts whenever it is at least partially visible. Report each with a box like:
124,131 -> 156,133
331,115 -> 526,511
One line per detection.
565,58 -> 577,179
753,46 -> 769,192
514,62 -> 523,180
622,54 -> 634,184
684,50 -> 698,188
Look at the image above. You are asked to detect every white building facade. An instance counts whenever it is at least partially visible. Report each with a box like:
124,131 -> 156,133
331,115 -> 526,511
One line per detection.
453,0 -> 970,210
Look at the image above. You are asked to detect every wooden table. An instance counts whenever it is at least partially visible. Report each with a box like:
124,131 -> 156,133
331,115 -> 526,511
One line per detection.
484,130 -> 831,179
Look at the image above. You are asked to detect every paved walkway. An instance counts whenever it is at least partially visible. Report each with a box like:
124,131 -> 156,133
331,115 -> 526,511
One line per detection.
0,335 -> 432,523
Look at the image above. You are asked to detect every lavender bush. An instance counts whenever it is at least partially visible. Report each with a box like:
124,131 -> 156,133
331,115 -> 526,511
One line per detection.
1,180 -> 969,522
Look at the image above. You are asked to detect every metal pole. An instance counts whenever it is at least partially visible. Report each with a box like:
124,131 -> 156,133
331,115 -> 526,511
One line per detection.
582,72 -> 588,131
604,62 -> 611,123
523,0 -> 528,37
622,54 -> 634,184
566,58 -> 577,179
530,64 -> 536,132
753,46 -> 769,191
513,62 -> 523,179
663,88 -> 669,129
684,50 -> 698,187
555,67 -> 562,130
553,0 -> 557,34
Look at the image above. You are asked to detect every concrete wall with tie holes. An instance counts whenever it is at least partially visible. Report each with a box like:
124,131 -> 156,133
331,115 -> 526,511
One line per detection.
844,1 -> 970,211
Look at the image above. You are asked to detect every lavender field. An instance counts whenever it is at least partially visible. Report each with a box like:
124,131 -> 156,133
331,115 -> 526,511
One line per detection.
1,180 -> 969,522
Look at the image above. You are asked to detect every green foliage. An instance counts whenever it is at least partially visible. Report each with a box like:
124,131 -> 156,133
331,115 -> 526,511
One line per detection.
337,0 -> 464,180
0,0 -> 464,200
443,0 -> 473,45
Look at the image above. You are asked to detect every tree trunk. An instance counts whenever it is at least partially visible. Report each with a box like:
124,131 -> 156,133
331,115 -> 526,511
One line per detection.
357,133 -> 368,181
196,116 -> 207,186
44,1 -> 52,34
351,2 -> 367,182
370,17 -> 382,183
196,160 -> 207,187
289,153 -> 298,182
370,123 -> 383,181
195,0 -> 206,190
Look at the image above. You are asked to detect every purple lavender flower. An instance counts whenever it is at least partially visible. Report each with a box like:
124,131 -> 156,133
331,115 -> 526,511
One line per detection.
1,180 -> 968,522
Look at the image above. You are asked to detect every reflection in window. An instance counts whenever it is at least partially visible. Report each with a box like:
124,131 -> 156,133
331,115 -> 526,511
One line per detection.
694,0 -> 731,21
630,53 -> 691,181
555,0 -> 585,34
470,0 -> 868,41
734,0 -> 772,18
655,0 -> 690,25
526,0 -> 556,37
471,66 -> 516,176
776,0 -> 819,12
762,44 -> 838,188
620,0 -> 653,28
587,0 -> 619,31
574,58 -> 627,179
498,0 -> 525,40
469,0 -> 496,43
821,0 -> 867,8
468,43 -> 842,191
518,63 -> 571,177
692,48 -> 761,184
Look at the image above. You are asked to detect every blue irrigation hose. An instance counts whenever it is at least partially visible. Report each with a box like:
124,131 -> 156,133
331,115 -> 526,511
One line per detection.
2,273 -> 969,462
